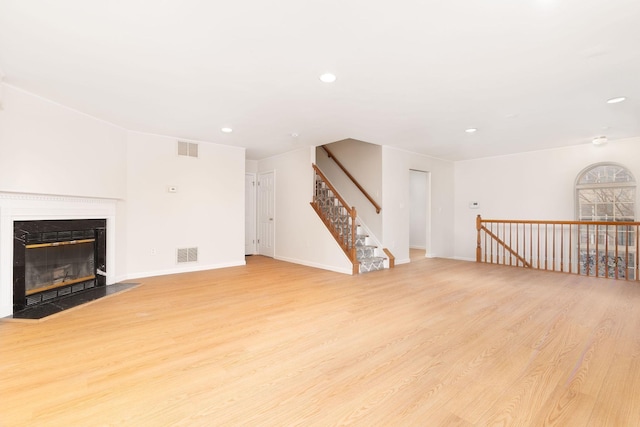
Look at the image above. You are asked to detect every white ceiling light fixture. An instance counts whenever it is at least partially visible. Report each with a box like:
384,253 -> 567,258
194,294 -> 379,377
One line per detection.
607,97 -> 627,104
221,127 -> 233,133
592,136 -> 608,146
319,73 -> 337,83
465,128 -> 478,133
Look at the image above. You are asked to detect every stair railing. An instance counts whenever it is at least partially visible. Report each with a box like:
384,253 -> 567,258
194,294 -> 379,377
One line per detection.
321,145 -> 381,214
476,214 -> 640,280
311,164 -> 359,274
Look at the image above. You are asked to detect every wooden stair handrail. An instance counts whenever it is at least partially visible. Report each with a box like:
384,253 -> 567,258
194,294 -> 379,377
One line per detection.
479,217 -> 640,227
321,145 -> 381,214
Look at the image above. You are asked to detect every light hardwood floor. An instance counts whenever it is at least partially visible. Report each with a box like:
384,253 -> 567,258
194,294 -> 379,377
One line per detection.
1,256 -> 640,426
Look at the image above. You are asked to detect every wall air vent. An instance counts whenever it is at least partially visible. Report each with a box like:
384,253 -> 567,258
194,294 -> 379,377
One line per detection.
178,141 -> 199,158
177,247 -> 198,263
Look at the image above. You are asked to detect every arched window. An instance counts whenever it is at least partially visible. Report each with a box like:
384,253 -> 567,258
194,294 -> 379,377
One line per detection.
575,163 -> 636,278
576,163 -> 635,222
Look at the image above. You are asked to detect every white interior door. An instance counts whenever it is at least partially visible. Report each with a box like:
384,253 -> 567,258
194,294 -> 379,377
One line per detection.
245,173 -> 256,255
257,171 -> 275,257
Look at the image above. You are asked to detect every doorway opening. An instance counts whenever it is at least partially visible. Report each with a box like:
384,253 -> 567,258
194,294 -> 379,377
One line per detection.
409,169 -> 430,260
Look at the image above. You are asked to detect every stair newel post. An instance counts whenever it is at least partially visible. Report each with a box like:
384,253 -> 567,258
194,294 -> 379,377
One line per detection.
350,207 -> 358,274
476,214 -> 482,263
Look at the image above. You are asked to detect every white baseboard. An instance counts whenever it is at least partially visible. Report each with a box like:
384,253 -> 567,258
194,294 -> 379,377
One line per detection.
452,256 -> 476,262
274,256 -> 353,275
116,260 -> 247,283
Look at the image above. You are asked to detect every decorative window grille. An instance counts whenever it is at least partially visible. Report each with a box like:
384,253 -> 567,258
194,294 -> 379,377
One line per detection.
575,163 -> 636,278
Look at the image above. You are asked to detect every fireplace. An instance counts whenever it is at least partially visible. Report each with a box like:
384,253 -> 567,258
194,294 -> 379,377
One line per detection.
13,219 -> 107,313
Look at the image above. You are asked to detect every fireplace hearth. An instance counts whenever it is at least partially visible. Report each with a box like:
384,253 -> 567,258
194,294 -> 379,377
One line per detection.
13,219 -> 107,313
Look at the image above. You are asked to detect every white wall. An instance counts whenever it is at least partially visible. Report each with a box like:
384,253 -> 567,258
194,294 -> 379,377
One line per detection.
0,84 -> 126,199
316,139 -> 382,238
122,131 -> 246,280
246,159 -> 258,174
453,137 -> 640,261
258,147 -> 352,274
382,147 -> 455,264
0,84 -> 247,315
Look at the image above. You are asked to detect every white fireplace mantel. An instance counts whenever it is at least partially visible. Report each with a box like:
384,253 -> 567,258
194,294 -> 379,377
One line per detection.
0,192 -> 117,317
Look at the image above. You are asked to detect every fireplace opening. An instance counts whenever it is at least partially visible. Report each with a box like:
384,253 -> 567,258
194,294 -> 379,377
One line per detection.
14,219 -> 107,312
25,239 -> 95,295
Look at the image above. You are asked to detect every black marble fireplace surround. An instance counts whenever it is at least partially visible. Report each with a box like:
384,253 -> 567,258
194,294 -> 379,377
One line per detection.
13,219 -> 107,313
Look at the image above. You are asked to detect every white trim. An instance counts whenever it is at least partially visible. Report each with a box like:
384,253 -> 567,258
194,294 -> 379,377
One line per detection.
452,256 -> 476,262
118,260 -> 247,283
0,191 -> 120,203
275,255 -> 352,275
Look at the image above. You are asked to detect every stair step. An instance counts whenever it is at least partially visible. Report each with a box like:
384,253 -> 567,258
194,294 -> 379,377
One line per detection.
356,245 -> 377,260
358,256 -> 386,273
359,256 -> 385,262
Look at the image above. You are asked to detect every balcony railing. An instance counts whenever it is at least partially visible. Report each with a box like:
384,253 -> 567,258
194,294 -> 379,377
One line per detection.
476,215 -> 640,280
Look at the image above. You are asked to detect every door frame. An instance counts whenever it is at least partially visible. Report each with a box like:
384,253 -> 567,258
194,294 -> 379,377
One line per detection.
409,169 -> 431,258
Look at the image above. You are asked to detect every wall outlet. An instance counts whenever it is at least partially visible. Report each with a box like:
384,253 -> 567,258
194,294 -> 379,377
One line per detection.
151,248 -> 157,255
469,201 -> 480,209
168,186 -> 178,193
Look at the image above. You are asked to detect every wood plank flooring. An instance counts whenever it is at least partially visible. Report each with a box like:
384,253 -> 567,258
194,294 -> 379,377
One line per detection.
2,256 -> 640,426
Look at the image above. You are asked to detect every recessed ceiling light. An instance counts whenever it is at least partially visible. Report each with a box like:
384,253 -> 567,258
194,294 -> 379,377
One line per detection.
221,127 -> 233,133
592,136 -> 608,146
465,128 -> 478,133
607,97 -> 626,104
290,132 -> 299,138
319,73 -> 337,83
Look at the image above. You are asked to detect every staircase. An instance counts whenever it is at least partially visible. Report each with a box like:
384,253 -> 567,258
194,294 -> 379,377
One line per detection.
355,228 -> 386,273
311,164 -> 388,274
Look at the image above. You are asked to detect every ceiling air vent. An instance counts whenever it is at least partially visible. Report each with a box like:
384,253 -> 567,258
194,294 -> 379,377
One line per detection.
178,141 -> 199,158
177,247 -> 198,264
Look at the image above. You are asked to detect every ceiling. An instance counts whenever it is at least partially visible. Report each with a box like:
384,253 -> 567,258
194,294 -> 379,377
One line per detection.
1,0 -> 639,161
